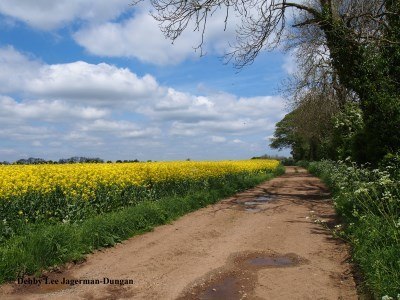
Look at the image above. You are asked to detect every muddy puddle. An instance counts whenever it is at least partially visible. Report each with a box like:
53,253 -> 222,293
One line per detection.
233,194 -> 276,213
246,256 -> 295,267
179,251 -> 307,300
180,269 -> 255,300
233,252 -> 302,270
197,276 -> 244,300
254,196 -> 272,202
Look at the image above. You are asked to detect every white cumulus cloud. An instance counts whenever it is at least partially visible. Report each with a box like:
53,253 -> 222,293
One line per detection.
28,61 -> 160,106
0,96 -> 108,122
0,47 -> 161,108
0,0 -> 131,30
74,5 -> 238,65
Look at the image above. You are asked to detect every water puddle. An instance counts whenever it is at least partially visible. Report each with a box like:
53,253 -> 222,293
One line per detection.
246,256 -> 295,267
234,252 -> 302,270
244,201 -> 259,206
198,276 -> 243,300
234,194 -> 275,212
254,196 -> 271,202
179,251 -> 306,299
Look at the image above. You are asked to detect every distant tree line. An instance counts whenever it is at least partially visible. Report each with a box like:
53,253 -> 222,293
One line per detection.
0,157 -> 142,165
115,159 -> 140,163
58,157 -> 104,164
250,154 -> 287,160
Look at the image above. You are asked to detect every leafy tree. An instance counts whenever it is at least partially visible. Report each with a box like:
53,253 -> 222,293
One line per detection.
270,111 -> 309,160
15,158 -> 47,165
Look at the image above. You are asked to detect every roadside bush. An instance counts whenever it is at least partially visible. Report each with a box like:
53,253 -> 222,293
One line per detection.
308,160 -> 400,298
379,152 -> 400,178
295,160 -> 310,168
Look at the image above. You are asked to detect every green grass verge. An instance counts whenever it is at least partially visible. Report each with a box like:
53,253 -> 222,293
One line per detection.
306,160 -> 400,299
0,167 -> 284,284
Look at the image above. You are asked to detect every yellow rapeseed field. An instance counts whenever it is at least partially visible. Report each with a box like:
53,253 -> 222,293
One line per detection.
0,160 -> 279,201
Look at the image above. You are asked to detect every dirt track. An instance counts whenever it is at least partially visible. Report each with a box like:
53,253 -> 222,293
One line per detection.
0,167 -> 358,299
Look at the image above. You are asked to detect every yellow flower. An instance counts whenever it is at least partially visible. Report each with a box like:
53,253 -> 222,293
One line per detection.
0,160 -> 279,202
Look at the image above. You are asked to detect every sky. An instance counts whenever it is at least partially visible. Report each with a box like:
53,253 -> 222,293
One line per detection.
0,0 -> 294,162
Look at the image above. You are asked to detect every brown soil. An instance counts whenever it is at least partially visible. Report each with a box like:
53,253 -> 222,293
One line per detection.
0,167 -> 358,299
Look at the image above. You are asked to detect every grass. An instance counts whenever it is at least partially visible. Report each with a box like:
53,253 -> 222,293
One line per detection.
0,167 -> 284,284
306,160 -> 400,299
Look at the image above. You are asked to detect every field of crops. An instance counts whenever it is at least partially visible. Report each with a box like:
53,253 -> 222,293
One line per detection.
0,160 -> 279,200
0,159 -> 282,283
0,160 -> 280,240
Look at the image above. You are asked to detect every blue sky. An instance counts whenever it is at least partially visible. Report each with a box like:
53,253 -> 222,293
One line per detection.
0,1 -> 293,162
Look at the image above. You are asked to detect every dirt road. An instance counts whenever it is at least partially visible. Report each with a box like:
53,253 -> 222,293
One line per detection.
0,167 -> 358,299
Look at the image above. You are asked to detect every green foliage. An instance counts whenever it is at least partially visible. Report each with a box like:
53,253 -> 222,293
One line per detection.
295,160 -> 309,168
0,169 -> 282,283
269,111 -> 302,152
379,152 -> 400,178
362,94 -> 400,165
318,2 -> 400,164
280,157 -> 295,166
308,160 -> 400,298
331,102 -> 365,160
270,110 -> 321,161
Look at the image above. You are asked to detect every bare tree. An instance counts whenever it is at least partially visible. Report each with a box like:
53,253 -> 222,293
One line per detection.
134,0 -> 397,66
282,4 -> 358,111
